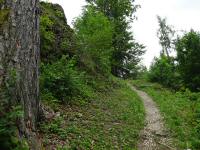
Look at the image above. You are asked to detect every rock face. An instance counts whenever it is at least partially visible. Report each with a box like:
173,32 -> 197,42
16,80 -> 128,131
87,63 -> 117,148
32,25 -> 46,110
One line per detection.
0,0 -> 40,149
40,2 -> 76,63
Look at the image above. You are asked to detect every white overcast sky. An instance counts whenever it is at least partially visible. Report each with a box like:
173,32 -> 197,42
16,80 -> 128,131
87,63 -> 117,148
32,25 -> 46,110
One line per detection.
47,0 -> 200,67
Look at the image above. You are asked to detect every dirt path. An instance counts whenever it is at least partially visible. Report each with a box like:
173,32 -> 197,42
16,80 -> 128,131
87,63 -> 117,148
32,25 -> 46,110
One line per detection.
129,84 -> 174,150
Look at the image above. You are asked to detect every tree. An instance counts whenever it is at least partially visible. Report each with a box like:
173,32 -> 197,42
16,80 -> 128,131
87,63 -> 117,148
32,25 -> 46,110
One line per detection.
85,0 -> 136,19
74,7 -> 113,75
0,0 -> 40,149
85,0 -> 145,77
176,30 -> 200,91
123,42 -> 145,78
157,16 -> 175,58
148,55 -> 178,88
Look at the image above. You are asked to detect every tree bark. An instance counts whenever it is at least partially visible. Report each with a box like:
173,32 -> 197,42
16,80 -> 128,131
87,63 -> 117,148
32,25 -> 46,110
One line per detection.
0,0 -> 40,149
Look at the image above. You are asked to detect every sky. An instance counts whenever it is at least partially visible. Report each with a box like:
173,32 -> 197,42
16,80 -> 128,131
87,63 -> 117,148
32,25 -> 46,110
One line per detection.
47,0 -> 200,68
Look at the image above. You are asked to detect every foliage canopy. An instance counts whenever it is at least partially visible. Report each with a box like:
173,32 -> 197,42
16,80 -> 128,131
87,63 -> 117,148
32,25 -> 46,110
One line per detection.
176,30 -> 200,91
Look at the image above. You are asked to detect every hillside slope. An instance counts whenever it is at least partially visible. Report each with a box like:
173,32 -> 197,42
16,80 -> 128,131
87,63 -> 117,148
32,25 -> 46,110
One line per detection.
39,2 -> 145,149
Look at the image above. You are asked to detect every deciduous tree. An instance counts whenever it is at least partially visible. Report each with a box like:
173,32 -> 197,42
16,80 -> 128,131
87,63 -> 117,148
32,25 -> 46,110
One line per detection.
157,16 -> 175,58
176,30 -> 200,91
85,0 -> 145,77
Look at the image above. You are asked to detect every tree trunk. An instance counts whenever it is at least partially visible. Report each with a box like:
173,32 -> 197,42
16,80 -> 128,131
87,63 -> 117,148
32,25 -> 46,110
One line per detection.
0,0 -> 40,149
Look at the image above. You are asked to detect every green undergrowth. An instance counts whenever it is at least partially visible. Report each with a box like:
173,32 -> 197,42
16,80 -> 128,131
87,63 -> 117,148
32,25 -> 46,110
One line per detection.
0,69 -> 29,150
39,80 -> 145,149
130,80 -> 200,149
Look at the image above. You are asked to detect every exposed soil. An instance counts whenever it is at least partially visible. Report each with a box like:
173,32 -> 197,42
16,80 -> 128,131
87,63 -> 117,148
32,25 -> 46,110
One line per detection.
129,85 -> 174,150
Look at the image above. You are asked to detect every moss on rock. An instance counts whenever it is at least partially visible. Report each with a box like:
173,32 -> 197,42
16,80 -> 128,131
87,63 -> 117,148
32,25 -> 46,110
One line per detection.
0,9 -> 9,26
40,2 -> 77,63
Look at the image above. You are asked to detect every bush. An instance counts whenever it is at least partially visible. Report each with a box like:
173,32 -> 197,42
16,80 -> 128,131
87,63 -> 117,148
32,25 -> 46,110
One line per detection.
40,56 -> 92,103
148,55 -> 180,89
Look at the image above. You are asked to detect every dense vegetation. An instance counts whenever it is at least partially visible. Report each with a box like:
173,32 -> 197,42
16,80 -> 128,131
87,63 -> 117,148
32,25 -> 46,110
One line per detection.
148,16 -> 200,92
40,2 -> 92,104
38,1 -> 145,149
39,0 -> 146,103
85,0 -> 145,77
176,31 -> 200,91
1,0 -> 200,149
74,7 -> 113,75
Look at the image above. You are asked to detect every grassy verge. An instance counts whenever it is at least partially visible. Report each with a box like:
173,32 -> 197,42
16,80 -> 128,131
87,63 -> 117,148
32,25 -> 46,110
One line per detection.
39,80 -> 145,149
130,80 -> 200,149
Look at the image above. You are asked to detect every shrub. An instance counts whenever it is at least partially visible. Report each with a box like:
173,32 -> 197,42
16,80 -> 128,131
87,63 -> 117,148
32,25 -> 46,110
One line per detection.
148,55 -> 180,89
40,56 -> 92,103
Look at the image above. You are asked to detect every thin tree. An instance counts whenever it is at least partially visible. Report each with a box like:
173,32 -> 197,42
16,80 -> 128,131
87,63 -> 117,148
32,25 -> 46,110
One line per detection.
157,16 -> 175,58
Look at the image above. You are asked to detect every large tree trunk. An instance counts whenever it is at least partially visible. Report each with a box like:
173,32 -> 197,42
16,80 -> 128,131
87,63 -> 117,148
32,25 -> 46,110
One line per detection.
0,0 -> 40,149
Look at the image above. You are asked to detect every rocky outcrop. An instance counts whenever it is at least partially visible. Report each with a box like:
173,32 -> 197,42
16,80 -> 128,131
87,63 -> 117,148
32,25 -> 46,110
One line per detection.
40,2 -> 77,63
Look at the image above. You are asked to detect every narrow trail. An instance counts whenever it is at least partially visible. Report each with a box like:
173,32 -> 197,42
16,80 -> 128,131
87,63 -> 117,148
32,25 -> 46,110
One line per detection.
128,84 -> 174,150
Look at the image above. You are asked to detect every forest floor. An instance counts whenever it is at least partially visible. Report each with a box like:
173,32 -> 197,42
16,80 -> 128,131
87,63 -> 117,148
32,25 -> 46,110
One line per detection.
128,84 -> 174,150
39,79 -> 200,149
39,81 -> 145,149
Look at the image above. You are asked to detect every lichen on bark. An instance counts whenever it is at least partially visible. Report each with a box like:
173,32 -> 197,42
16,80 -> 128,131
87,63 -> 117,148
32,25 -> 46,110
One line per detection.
0,9 -> 9,27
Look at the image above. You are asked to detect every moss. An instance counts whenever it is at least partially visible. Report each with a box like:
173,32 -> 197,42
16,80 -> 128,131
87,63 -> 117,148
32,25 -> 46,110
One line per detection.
0,9 -> 10,26
40,2 -> 77,63
0,0 -> 5,4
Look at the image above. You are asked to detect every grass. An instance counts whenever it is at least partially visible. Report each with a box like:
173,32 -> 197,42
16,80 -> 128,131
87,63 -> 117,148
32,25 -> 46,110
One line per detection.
39,80 -> 145,149
130,80 -> 200,149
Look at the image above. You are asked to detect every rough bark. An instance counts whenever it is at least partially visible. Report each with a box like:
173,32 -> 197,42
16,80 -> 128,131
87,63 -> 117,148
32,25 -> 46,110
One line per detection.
0,0 -> 40,149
